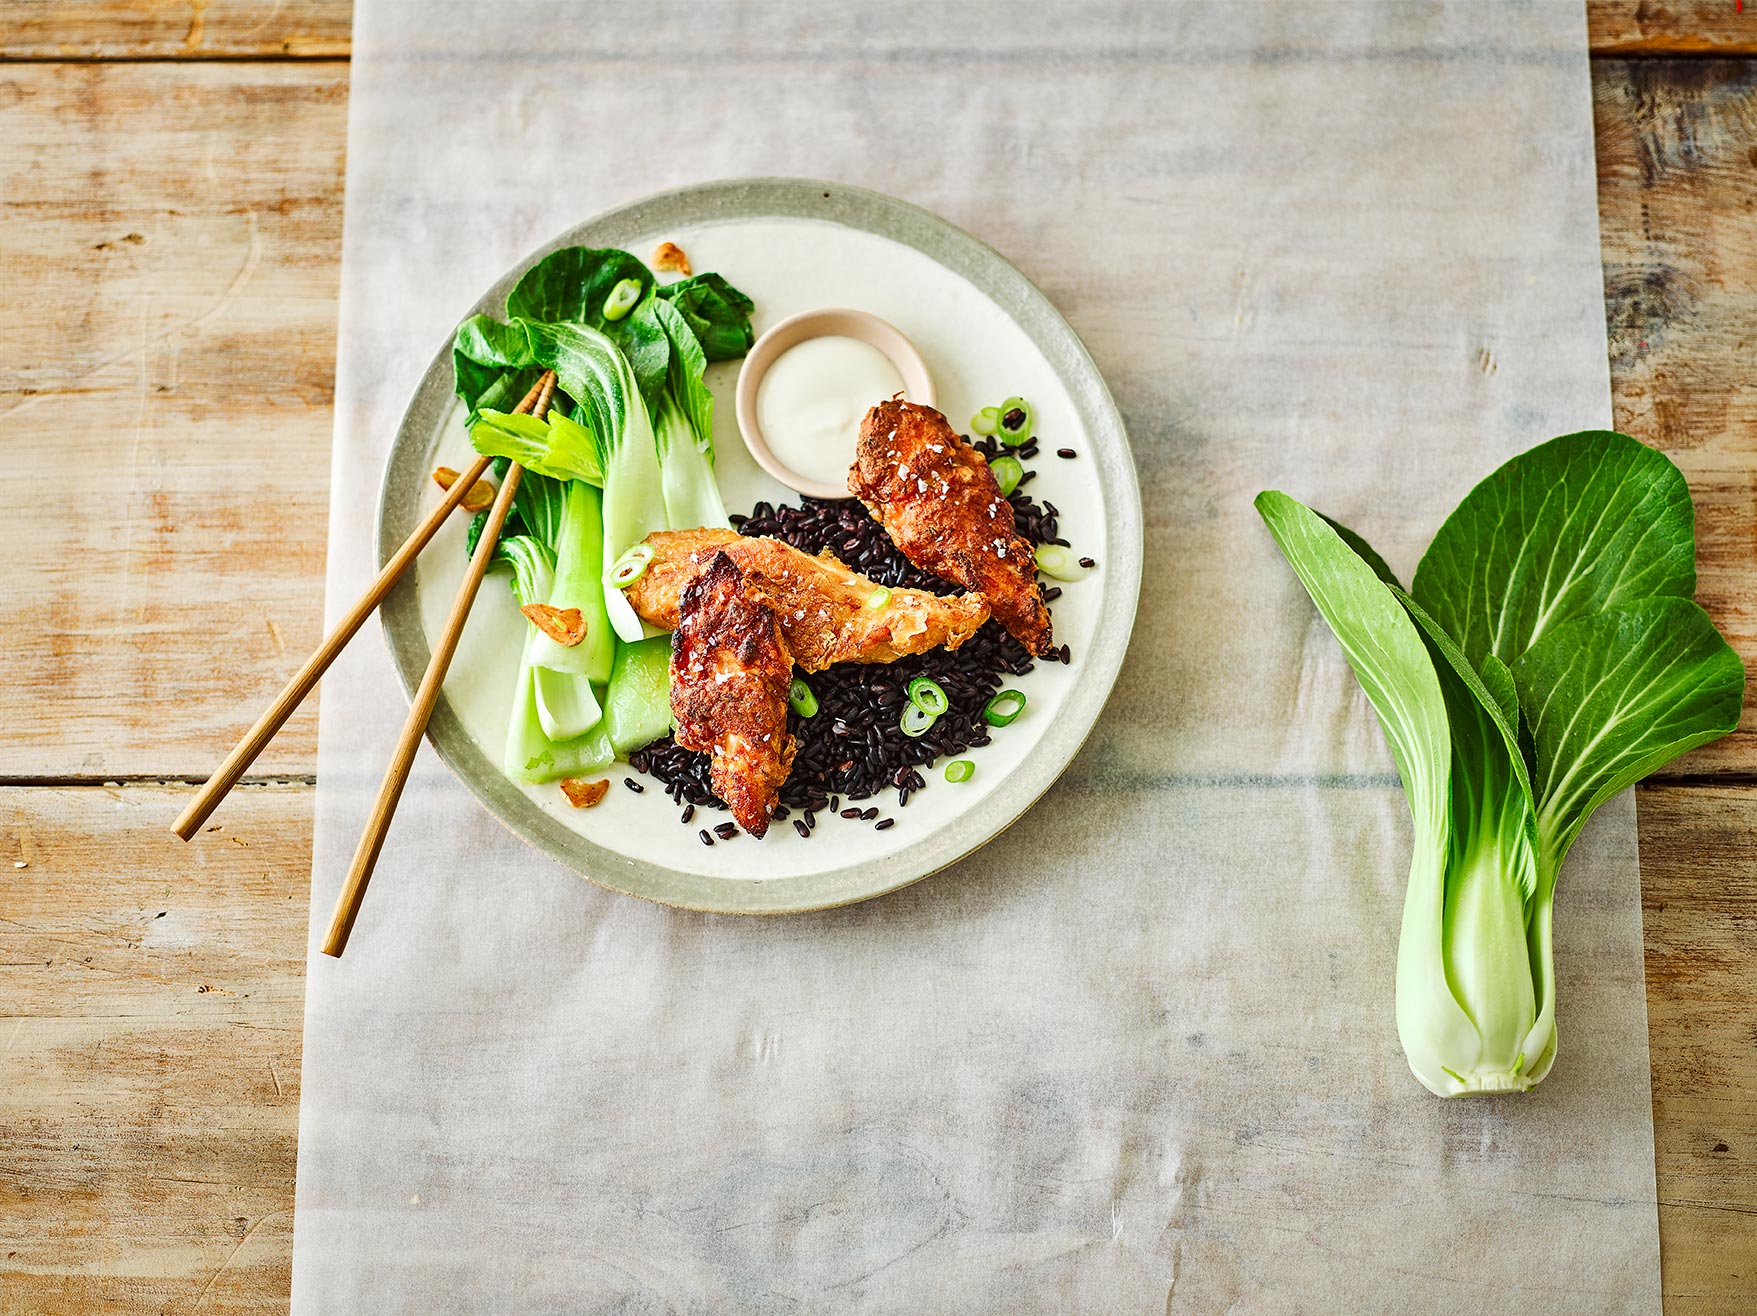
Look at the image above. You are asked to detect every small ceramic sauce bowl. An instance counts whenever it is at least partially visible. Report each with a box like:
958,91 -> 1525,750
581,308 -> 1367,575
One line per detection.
735,308 -> 934,500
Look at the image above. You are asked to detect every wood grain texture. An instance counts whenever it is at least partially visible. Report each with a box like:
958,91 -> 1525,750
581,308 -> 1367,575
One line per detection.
0,61 -> 346,780
0,3 -> 1747,61
1639,784 -> 1757,1314
1590,3 -> 1757,56
2,782 -> 1751,1312
1595,58 -> 1757,776
0,1 -> 352,59
0,41 -> 1753,1316
0,784 -> 308,1316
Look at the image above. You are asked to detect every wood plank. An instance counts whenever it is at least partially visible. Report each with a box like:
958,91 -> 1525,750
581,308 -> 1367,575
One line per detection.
4,58 -> 1752,782
0,784 -> 308,1316
0,1 -> 351,60
0,3 -> 1748,62
0,61 -> 346,780
1590,3 -> 1757,56
1595,58 -> 1757,777
1,781 -> 1751,1311
1639,784 -> 1757,1315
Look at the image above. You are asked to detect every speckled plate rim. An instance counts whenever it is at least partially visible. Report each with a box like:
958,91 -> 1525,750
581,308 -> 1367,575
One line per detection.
376,177 -> 1143,915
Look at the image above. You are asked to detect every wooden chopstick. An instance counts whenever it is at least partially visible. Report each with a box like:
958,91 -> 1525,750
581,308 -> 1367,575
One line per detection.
171,370 -> 556,842
320,371 -> 555,957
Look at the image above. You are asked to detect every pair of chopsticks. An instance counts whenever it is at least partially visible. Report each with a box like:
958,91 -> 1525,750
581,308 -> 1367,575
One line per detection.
172,370 -> 558,957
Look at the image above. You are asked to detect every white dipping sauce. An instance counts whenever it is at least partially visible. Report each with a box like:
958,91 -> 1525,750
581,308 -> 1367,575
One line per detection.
756,335 -> 904,487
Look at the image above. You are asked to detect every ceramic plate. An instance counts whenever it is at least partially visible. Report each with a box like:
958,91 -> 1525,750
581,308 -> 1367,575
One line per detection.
377,178 -> 1140,913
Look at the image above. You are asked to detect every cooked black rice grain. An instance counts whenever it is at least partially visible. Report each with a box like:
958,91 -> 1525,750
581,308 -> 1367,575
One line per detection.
875,818 -> 896,831
714,822 -> 738,840
793,819 -> 811,838
699,829 -> 714,846
1079,557 -> 1095,569
680,804 -> 694,825
641,446 -> 1066,820
623,778 -> 644,794
1056,448 -> 1077,459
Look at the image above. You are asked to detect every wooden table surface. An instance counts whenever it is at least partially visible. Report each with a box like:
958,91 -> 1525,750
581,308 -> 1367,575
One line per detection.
1,4 -> 1752,1311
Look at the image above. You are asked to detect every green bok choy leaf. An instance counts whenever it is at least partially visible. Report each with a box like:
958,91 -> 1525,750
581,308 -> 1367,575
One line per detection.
1257,431 -> 1744,1096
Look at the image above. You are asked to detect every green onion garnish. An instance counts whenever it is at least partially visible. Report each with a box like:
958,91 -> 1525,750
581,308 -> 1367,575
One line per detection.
865,586 -> 892,610
608,542 -> 655,588
970,406 -> 1000,436
900,703 -> 937,738
788,678 -> 818,719
983,689 -> 1026,727
944,759 -> 975,783
602,277 -> 643,322
907,676 -> 949,716
1033,543 -> 1086,581
989,455 -> 1024,497
997,396 -> 1034,446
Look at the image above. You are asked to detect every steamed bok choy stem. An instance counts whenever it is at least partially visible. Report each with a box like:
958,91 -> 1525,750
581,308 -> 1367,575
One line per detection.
528,480 -> 614,683
498,535 -> 613,782
651,297 -> 730,531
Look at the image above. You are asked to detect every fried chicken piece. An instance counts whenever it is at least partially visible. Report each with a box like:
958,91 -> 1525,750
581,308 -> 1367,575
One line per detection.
849,399 -> 1054,656
670,552 -> 796,837
625,528 -> 990,673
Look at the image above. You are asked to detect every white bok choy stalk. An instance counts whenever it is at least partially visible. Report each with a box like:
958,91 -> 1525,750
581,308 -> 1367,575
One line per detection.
650,296 -> 729,531
1256,432 -> 1744,1096
491,528 -> 613,783
522,317 -> 667,645
467,409 -> 612,739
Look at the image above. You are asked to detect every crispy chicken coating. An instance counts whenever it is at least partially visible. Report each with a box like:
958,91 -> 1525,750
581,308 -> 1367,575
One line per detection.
625,528 -> 990,672
670,552 -> 796,837
849,399 -> 1054,656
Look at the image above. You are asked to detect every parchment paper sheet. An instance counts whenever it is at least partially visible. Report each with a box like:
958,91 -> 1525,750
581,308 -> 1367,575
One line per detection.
295,3 -> 1662,1309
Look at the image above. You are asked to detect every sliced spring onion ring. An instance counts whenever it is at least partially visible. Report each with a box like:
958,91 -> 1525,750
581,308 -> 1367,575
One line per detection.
1033,543 -> 1086,582
602,277 -> 643,322
970,406 -> 1000,436
788,678 -> 818,719
989,454 -> 1024,497
983,689 -> 1027,727
997,396 -> 1034,446
900,703 -> 938,738
944,759 -> 975,783
864,586 -> 892,610
608,542 -> 655,588
907,676 -> 949,716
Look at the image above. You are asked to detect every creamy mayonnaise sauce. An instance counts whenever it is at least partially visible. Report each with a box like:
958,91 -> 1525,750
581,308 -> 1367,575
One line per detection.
756,335 -> 904,487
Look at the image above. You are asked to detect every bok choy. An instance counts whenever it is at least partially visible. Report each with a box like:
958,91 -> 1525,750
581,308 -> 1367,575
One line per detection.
450,246 -> 757,776
1257,431 -> 1745,1096
488,486 -> 613,782
455,248 -> 755,645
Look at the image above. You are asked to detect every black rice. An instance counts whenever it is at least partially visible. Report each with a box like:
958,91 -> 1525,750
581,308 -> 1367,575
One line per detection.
631,431 -> 1068,825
